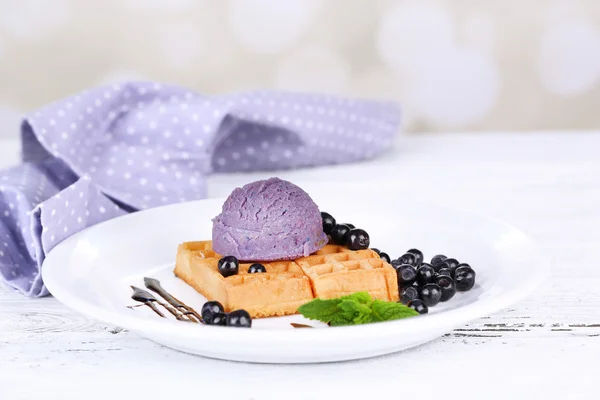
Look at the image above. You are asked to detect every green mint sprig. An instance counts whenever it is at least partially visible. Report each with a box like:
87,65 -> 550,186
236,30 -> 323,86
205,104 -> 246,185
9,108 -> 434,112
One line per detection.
297,292 -> 419,326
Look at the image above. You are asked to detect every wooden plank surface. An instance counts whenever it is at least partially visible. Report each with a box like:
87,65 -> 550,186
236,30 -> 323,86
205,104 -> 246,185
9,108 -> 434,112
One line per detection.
1,133 -> 599,399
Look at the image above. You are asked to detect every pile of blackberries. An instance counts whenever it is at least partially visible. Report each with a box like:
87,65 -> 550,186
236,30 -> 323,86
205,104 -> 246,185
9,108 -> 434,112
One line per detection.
373,248 -> 477,314
322,212 -> 477,315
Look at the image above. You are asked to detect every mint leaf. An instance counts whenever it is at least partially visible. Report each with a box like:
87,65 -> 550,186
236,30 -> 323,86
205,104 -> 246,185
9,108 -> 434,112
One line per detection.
329,313 -> 354,326
341,291 -> 372,305
339,299 -> 372,324
371,299 -> 419,322
297,292 -> 419,327
297,298 -> 342,323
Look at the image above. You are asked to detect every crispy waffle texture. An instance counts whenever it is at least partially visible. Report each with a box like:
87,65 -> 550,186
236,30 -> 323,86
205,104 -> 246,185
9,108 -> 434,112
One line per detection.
174,241 -> 399,318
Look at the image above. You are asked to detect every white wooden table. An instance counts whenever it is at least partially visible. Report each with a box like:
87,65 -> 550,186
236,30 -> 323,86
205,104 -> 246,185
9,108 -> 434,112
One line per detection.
1,132 -> 599,399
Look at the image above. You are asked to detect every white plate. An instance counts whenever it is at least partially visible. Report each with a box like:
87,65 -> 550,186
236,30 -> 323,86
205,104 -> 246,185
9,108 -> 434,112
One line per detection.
42,184 -> 545,363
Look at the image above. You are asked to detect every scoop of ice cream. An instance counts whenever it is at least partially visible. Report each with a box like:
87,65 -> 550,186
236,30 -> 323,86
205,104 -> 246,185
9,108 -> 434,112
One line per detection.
212,177 -> 328,261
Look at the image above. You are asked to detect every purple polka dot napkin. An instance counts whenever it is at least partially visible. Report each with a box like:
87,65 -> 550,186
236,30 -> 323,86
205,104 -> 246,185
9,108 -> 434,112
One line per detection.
0,81 -> 400,297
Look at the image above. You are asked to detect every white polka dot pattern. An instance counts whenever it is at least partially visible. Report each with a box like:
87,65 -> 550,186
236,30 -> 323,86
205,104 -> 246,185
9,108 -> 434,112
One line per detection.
0,81 -> 400,297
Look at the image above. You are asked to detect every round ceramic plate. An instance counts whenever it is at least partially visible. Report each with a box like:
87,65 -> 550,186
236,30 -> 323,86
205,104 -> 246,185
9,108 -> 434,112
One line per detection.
42,184 -> 545,363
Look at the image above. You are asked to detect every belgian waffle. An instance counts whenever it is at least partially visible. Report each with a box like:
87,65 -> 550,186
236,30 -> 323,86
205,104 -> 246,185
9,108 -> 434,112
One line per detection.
174,241 -> 399,318
298,245 -> 399,302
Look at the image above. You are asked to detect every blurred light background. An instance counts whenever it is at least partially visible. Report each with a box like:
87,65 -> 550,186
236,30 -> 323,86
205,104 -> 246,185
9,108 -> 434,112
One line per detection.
1,0 -> 599,138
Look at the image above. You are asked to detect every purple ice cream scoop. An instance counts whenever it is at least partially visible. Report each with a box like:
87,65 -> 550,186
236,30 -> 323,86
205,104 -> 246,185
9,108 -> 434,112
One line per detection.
212,177 -> 328,261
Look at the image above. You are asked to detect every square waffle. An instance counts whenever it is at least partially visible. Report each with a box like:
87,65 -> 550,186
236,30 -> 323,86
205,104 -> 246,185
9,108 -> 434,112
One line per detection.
297,245 -> 399,302
174,241 -> 399,318
174,241 -> 314,318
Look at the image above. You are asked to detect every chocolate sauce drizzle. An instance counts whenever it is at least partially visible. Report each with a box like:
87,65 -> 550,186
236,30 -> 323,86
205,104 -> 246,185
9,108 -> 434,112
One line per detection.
129,286 -> 166,318
144,277 -> 202,322
129,278 -> 202,323
290,323 -> 314,328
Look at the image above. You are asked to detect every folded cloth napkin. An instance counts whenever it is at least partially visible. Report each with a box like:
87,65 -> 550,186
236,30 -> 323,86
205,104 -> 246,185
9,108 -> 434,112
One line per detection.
0,81 -> 401,297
